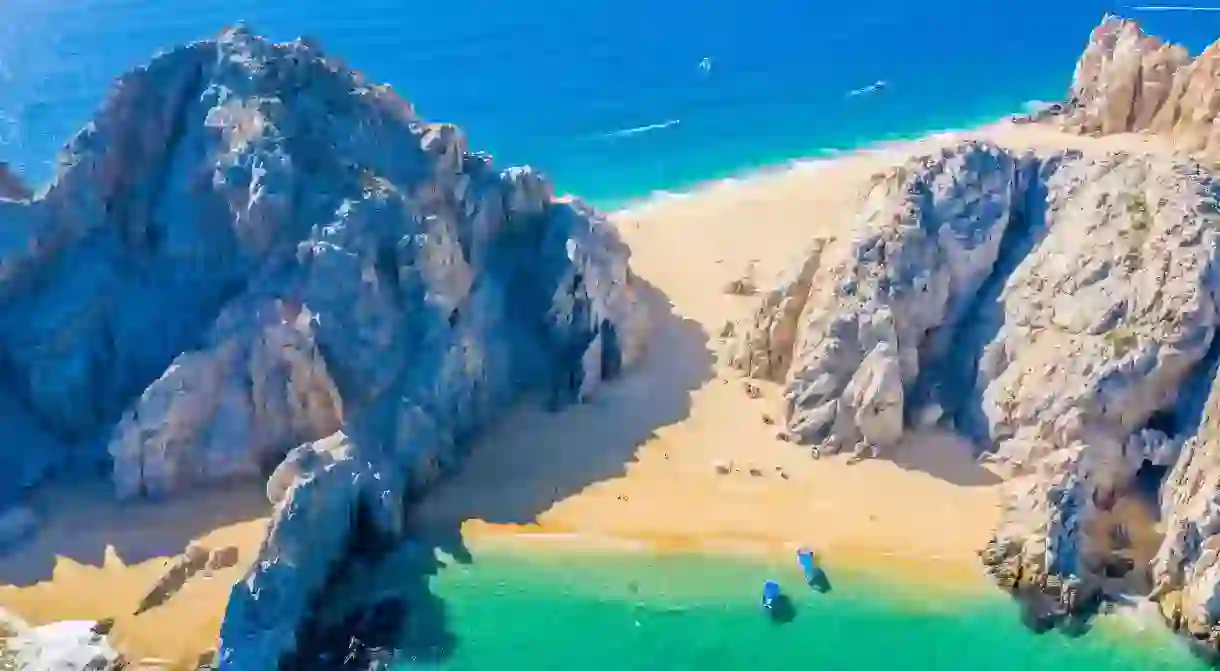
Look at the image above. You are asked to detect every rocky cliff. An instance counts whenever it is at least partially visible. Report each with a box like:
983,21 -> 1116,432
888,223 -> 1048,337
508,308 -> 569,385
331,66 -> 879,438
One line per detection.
0,26 -> 646,670
730,138 -> 1220,645
733,14 -> 1220,651
1035,14 -> 1220,646
1052,14 -> 1220,168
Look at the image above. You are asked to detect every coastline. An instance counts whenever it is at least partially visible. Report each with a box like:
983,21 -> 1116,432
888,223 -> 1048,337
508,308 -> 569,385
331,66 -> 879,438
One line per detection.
445,524 -> 996,603
416,535 -> 1205,671
0,118 -> 1184,667
606,116 -> 1175,215
591,112 -> 1029,213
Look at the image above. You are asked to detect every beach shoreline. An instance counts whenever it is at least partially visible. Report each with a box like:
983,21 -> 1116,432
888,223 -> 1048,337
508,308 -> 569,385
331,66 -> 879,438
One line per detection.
0,119 -> 1184,667
441,523 -> 998,602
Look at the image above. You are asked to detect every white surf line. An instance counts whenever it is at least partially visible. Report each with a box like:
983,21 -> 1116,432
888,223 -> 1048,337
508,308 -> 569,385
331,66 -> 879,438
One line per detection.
1131,4 -> 1220,10
600,118 -> 681,138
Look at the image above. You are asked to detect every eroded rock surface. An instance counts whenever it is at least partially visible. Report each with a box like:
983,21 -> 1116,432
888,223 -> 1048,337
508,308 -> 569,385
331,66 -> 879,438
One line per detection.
0,26 -> 646,670
1015,13 -> 1220,649
732,139 -> 1220,640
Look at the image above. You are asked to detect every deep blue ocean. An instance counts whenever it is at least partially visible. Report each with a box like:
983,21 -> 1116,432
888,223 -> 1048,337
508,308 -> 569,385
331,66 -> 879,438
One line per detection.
6,1 -> 1220,205
6,2 -> 1220,668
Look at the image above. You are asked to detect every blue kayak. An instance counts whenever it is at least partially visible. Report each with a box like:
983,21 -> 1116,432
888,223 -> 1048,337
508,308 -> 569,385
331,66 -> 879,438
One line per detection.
762,580 -> 782,610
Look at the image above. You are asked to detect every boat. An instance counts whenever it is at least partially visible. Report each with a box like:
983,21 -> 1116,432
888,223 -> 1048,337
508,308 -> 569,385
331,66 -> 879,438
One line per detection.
761,580 -> 782,610
796,548 -> 817,584
797,547 -> 830,592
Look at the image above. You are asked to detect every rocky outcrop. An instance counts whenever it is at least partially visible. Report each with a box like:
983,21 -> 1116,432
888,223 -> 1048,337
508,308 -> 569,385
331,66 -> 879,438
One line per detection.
0,26 -> 646,670
1055,14 -> 1220,167
1008,14 -> 1220,650
1059,15 -> 1190,137
731,140 -> 1220,634
1,616 -> 120,671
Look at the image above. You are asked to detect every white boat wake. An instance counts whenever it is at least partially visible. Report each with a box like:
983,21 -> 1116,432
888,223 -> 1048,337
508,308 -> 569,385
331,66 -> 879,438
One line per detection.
600,119 -> 681,138
846,80 -> 888,97
1131,4 -> 1220,10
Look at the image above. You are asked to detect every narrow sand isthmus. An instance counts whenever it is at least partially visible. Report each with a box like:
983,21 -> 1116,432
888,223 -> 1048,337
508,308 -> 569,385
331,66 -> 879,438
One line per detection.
0,121 -> 1179,666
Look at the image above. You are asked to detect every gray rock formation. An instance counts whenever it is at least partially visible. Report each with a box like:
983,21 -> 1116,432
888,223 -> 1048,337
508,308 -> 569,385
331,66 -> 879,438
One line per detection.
731,140 -> 1220,638
1020,13 -> 1220,649
733,12 -> 1220,656
0,26 -> 646,670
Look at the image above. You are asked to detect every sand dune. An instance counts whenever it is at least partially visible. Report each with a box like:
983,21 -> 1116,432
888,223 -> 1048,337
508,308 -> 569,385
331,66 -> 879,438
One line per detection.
0,120 -> 1180,665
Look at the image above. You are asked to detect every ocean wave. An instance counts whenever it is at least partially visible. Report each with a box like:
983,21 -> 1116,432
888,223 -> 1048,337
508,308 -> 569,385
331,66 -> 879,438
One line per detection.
599,119 -> 681,139
611,157 -> 838,216
610,113 -> 1023,217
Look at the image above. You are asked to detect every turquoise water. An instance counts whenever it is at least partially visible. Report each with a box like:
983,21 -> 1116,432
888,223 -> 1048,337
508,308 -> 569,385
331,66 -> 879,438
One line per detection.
6,1 -> 1220,205
412,549 -> 1208,670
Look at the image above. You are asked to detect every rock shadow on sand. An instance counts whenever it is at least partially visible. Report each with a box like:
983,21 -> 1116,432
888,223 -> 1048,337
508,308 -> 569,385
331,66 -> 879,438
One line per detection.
0,476 -> 269,588
884,429 -> 1002,488
410,279 -> 713,528
292,278 -> 714,666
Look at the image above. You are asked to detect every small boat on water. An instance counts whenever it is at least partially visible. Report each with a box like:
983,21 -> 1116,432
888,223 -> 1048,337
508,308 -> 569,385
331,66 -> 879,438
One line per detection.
797,548 -> 816,584
761,580 -> 782,611
797,547 -> 831,592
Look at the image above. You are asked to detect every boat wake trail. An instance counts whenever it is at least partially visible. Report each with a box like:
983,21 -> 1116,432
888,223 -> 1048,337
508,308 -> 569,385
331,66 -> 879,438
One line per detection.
846,80 -> 887,98
1131,4 -> 1220,10
600,119 -> 681,138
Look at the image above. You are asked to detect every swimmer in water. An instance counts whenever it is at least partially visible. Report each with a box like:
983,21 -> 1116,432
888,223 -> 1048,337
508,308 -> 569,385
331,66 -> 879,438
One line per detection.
698,57 -> 713,74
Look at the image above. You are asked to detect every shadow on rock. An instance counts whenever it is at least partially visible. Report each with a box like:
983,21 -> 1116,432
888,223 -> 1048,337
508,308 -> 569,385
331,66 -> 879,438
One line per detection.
280,540 -> 462,670
409,280 -> 714,528
939,158 -> 1054,449
1014,585 -> 1098,639
288,279 -> 713,667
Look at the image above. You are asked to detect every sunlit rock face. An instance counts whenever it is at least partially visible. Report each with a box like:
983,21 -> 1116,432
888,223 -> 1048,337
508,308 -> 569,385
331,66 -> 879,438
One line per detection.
732,137 -> 1220,642
0,26 -> 648,669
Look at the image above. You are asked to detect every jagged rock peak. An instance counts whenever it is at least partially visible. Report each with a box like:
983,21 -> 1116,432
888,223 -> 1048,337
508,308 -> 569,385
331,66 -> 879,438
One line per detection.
1052,14 -> 1220,166
1061,15 -> 1189,135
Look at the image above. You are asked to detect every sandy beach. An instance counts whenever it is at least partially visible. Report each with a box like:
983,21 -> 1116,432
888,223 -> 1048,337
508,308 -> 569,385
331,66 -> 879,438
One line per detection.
0,121 -> 1181,666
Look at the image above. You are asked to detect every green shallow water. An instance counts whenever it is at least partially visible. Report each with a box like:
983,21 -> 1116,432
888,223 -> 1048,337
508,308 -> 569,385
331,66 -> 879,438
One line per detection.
395,548 -> 1210,671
